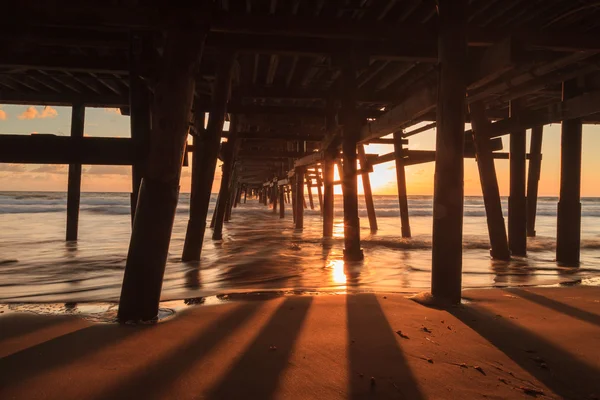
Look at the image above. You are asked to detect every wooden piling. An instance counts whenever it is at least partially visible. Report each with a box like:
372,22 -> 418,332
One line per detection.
181,50 -> 235,262
316,168 -> 324,216
306,175 -> 315,210
431,0 -> 467,304
273,183 -> 279,214
295,167 -> 305,229
119,25 -> 206,321
279,185 -> 285,218
224,170 -> 238,223
340,55 -> 363,261
509,100 -> 527,256
243,187 -> 247,203
392,133 -> 411,238
358,144 -> 378,232
469,102 -> 510,260
323,157 -> 335,237
526,126 -> 543,237
213,130 -> 238,240
66,103 -> 85,242
557,79 -> 583,265
291,177 -> 297,224
129,34 -> 151,224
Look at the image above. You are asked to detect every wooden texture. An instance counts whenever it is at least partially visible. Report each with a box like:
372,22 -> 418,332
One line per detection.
431,0 -> 467,304
526,126 -> 543,237
393,132 -> 411,238
509,100 -> 527,257
66,104 -> 85,242
358,144 -> 378,232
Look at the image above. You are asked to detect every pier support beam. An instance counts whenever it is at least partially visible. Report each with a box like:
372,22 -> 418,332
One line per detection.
557,80 -> 583,265
431,0 -> 467,304
509,100 -> 527,256
316,169 -> 324,216
358,144 -> 378,232
129,33 -> 151,224
527,126 -> 543,237
273,183 -> 279,214
279,185 -> 285,218
66,103 -> 85,242
323,157 -> 335,237
295,167 -> 305,229
393,132 -> 411,238
119,26 -> 206,321
181,51 -> 235,261
469,102 -> 510,260
224,169 -> 238,223
213,133 -> 237,240
340,55 -> 364,261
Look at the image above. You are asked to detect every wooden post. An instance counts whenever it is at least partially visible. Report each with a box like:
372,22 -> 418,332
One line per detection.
431,0 -> 467,304
129,34 -> 151,224
66,103 -> 85,242
243,187 -> 247,203
340,54 -> 363,261
557,79 -> 583,265
306,175 -> 315,209
295,167 -> 305,229
469,102 -> 510,260
527,126 -> 543,237
323,157 -> 335,237
181,51 -> 235,261
509,100 -> 527,256
358,144 -> 378,232
213,130 -> 237,240
224,169 -> 238,223
119,25 -> 206,321
393,132 -> 411,238
272,183 -> 279,214
316,168 -> 324,216
291,177 -> 297,224
182,111 -> 205,261
279,185 -> 285,218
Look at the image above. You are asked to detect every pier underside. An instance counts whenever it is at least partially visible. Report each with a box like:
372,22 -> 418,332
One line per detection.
1,0 -> 600,319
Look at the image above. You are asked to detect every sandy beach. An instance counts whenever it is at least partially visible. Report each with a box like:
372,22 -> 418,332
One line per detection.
1,286 -> 599,399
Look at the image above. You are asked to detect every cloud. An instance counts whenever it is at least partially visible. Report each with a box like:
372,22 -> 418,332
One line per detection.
86,165 -> 130,176
0,106 -> 6,120
30,165 -> 68,174
18,106 -> 58,120
0,163 -> 25,172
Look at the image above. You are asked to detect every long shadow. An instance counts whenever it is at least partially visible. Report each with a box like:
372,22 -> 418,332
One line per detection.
0,313 -> 73,343
92,302 -> 262,399
450,304 -> 600,399
509,288 -> 600,327
347,293 -> 424,399
0,321 -> 144,389
208,296 -> 313,400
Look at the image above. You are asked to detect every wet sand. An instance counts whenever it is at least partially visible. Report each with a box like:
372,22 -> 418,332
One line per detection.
1,286 -> 599,399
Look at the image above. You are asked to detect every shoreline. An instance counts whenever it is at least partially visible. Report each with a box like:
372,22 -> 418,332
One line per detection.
2,286 -> 599,399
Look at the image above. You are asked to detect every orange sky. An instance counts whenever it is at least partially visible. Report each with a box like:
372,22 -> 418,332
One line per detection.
1,106 -> 599,196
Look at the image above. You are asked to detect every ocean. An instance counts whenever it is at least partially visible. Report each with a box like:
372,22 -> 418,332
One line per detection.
1,191 -> 599,304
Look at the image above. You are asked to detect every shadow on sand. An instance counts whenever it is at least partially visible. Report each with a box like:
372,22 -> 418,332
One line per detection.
449,302 -> 600,399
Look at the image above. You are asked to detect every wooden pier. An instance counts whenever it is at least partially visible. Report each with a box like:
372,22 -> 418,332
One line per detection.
1,0 -> 599,319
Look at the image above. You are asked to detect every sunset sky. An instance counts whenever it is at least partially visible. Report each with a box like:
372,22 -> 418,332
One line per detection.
1,104 -> 599,196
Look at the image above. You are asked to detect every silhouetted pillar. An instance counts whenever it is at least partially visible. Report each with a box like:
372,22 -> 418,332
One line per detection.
279,185 -> 285,218
527,126 -> 543,237
557,80 -> 583,265
323,157 -> 335,237
243,187 -> 247,203
272,183 -> 279,214
340,55 -> 363,261
469,101 -> 510,260
291,177 -> 297,224
119,26 -> 206,321
224,169 -> 237,223
295,167 -> 305,229
509,100 -> 527,256
393,132 -> 411,238
316,169 -> 324,215
306,175 -> 315,210
66,103 -> 85,241
181,51 -> 235,261
431,0 -> 467,304
358,144 -> 378,232
214,131 -> 237,240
